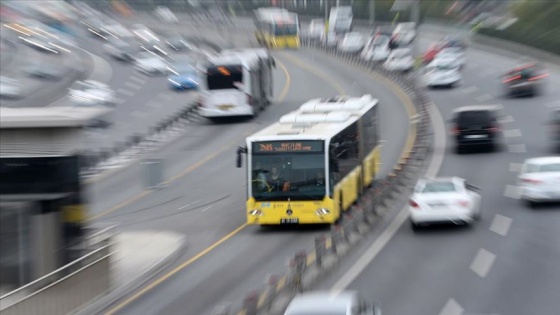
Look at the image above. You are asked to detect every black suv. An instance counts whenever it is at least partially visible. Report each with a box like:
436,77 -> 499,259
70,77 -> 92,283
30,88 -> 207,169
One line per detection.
502,63 -> 547,97
449,105 -> 502,153
550,108 -> 560,151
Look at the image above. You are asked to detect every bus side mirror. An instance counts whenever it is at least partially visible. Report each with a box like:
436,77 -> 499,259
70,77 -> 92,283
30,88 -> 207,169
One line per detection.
236,146 -> 247,168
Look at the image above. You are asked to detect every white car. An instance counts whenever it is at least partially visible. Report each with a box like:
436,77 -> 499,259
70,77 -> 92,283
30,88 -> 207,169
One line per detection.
409,177 -> 481,230
155,6 -> 178,23
134,51 -> 169,75
0,76 -> 23,99
308,19 -> 325,41
68,80 -> 115,106
392,22 -> 416,45
322,32 -> 339,47
361,35 -> 390,62
338,32 -> 365,53
284,291 -> 382,315
383,48 -> 414,72
518,156 -> 560,207
423,62 -> 462,88
435,47 -> 466,69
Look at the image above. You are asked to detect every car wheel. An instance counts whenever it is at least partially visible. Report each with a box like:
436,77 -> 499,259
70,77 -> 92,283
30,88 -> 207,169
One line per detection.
455,145 -> 463,154
472,209 -> 481,221
410,220 -> 420,232
525,199 -> 538,209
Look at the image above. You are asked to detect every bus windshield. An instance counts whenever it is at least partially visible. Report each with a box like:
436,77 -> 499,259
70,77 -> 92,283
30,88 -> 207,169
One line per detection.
206,65 -> 243,90
273,24 -> 298,36
251,141 -> 326,201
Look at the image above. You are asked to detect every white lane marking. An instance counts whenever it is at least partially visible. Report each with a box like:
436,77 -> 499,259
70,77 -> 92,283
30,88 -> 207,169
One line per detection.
125,81 -> 143,90
508,144 -> 527,153
438,298 -> 464,315
504,185 -> 521,199
489,214 -> 513,236
158,93 -> 174,101
129,75 -> 146,84
475,93 -> 494,102
332,102 -> 447,291
498,115 -> 515,124
503,129 -> 522,138
117,88 -> 135,96
509,162 -> 523,173
470,248 -> 496,278
460,86 -> 479,94
201,205 -> 213,212
178,199 -> 201,210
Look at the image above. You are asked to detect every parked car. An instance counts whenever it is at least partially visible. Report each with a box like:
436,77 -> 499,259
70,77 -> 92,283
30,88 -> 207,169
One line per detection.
307,19 -> 325,41
68,80 -> 116,106
284,291 -> 382,315
0,76 -> 23,99
435,47 -> 466,69
449,105 -> 503,153
383,48 -> 414,72
517,156 -> 560,208
409,177 -> 482,230
392,22 -> 416,45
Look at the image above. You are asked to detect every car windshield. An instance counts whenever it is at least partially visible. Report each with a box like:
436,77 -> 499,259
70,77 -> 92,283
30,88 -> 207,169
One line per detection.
421,181 -> 457,193
526,163 -> 560,173
457,110 -> 493,126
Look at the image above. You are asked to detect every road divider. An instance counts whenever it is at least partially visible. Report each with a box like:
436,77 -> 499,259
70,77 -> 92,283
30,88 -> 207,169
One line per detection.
220,40 -> 434,315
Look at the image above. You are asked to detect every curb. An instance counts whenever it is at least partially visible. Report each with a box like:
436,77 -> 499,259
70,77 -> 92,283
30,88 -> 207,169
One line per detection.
74,234 -> 187,315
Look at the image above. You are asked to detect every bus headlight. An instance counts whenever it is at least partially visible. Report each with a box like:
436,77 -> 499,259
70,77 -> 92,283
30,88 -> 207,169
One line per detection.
249,209 -> 263,216
315,208 -> 330,216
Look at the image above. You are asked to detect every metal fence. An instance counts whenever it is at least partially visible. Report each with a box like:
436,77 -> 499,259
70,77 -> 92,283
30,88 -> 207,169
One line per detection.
0,228 -> 114,315
218,38 -> 434,315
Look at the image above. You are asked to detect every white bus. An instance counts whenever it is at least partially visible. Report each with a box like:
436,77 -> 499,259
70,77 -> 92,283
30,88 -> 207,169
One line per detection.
236,95 -> 381,225
199,49 -> 276,121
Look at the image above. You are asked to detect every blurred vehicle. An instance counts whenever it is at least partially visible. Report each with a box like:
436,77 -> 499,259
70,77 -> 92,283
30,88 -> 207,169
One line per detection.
155,6 -> 178,23
442,36 -> 468,50
328,6 -> 353,35
383,48 -> 414,72
24,62 -> 64,80
373,25 -> 394,38
165,35 -> 193,52
68,80 -> 116,106
131,24 -> 160,43
134,51 -> 169,75
361,35 -> 390,62
549,108 -> 560,150
0,76 -> 23,99
338,32 -> 365,54
423,42 -> 445,64
168,64 -> 199,90
392,22 -> 416,45
435,47 -> 466,69
502,63 -> 547,97
284,291 -> 381,315
307,19 -> 325,41
409,177 -> 481,230
449,105 -> 502,153
518,157 -> 560,207
423,62 -> 461,88
104,38 -> 138,61
321,31 -> 339,47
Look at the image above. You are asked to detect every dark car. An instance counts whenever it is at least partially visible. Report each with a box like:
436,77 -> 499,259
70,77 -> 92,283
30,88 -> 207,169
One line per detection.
550,108 -> 560,151
449,105 -> 502,153
502,63 -> 547,97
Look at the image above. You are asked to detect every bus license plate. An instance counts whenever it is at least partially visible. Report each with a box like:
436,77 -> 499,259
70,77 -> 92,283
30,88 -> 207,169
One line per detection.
280,218 -> 299,224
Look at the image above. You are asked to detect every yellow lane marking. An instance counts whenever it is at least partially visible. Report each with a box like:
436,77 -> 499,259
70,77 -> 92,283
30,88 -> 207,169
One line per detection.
275,59 -> 291,102
104,223 -> 248,315
278,51 -> 346,95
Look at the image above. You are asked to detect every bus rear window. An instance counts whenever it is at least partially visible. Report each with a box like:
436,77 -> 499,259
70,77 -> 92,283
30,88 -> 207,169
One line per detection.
206,65 -> 243,90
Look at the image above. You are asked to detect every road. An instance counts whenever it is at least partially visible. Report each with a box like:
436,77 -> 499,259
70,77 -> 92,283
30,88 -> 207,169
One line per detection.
82,16 -> 413,315
310,25 -> 560,315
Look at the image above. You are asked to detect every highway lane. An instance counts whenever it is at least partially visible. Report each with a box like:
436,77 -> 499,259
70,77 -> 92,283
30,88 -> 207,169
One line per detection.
85,27 -> 413,315
312,30 -> 560,315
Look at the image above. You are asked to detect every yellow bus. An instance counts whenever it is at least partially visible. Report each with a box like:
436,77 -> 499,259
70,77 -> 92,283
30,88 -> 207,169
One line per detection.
236,95 -> 381,225
253,7 -> 300,49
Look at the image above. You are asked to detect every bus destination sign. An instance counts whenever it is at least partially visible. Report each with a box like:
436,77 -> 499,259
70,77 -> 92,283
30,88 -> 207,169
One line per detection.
253,141 -> 323,153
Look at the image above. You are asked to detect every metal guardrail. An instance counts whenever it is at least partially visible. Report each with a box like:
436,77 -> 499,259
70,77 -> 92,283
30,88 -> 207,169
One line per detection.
0,227 -> 115,315
218,39 -> 434,315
